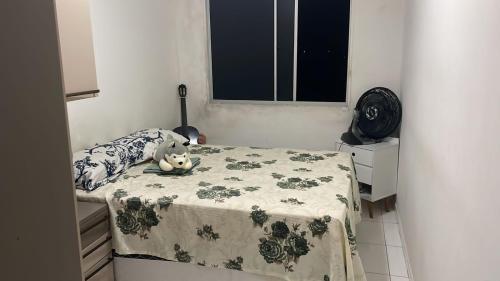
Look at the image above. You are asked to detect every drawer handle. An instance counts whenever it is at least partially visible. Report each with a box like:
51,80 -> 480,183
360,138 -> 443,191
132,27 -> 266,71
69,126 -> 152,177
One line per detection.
351,152 -> 356,157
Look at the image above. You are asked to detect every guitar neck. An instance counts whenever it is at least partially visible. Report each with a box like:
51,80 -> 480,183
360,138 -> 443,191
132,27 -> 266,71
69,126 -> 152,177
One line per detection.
180,97 -> 188,127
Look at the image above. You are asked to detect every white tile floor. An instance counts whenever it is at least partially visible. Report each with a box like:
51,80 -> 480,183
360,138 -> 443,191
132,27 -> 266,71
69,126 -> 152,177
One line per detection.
358,200 -> 410,281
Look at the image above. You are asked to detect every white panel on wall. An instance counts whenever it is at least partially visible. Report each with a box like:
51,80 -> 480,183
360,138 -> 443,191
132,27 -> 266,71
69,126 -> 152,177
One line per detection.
55,0 -> 98,95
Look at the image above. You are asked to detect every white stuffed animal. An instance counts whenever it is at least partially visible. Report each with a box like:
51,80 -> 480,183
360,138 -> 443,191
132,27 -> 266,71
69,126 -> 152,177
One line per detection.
153,135 -> 192,172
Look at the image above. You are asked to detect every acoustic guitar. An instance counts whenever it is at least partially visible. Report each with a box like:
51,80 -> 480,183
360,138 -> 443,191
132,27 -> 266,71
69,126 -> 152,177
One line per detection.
173,84 -> 200,144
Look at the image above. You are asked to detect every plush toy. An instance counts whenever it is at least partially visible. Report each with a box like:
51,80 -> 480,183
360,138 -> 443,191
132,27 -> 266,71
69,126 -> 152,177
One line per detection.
153,135 -> 192,171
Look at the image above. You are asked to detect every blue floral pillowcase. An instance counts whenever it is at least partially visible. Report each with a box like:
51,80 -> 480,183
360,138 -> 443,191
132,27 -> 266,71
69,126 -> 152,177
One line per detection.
73,129 -> 188,191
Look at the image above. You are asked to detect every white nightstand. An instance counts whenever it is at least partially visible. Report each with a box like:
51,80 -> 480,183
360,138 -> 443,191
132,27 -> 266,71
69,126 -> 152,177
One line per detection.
336,138 -> 399,217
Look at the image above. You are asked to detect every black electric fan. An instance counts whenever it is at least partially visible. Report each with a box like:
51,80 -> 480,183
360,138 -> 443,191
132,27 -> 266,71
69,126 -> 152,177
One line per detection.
341,87 -> 402,145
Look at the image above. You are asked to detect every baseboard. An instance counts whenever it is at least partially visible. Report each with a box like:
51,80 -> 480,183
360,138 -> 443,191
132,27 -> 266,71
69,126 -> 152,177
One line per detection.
395,202 -> 415,281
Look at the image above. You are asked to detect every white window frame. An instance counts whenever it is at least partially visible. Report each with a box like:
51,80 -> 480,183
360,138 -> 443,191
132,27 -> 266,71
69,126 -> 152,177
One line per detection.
206,0 -> 353,107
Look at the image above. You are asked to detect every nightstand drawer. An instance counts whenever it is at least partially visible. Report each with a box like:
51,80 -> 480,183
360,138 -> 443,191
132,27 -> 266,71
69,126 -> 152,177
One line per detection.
79,202 -> 108,233
85,252 -> 112,279
338,144 -> 374,167
82,231 -> 111,256
83,239 -> 112,274
81,218 -> 109,251
355,164 -> 372,185
86,258 -> 114,281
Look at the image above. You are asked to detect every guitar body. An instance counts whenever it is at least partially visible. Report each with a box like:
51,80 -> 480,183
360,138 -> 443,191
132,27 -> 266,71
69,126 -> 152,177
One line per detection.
173,84 -> 200,144
173,126 -> 199,144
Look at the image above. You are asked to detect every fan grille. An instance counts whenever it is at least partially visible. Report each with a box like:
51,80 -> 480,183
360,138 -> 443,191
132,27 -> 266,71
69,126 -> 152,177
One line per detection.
355,87 -> 402,139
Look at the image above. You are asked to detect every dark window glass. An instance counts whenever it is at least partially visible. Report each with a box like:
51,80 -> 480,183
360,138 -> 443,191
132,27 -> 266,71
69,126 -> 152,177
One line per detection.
296,0 -> 350,102
210,0 -> 275,101
276,0 -> 295,101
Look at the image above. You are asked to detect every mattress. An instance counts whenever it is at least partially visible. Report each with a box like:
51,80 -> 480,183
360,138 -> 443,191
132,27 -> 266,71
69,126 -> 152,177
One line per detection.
76,145 -> 366,281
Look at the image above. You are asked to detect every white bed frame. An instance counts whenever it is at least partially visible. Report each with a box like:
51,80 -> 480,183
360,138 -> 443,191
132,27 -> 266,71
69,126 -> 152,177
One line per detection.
115,257 -> 283,281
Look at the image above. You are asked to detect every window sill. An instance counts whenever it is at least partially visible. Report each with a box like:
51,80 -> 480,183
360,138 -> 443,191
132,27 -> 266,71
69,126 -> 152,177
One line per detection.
209,99 -> 348,108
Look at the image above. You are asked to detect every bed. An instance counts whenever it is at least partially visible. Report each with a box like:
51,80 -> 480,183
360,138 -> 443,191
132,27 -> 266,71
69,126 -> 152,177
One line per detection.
76,144 -> 366,281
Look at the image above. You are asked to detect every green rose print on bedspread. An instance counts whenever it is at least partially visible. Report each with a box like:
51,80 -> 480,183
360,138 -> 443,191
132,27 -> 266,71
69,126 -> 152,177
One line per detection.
336,194 -> 349,207
353,200 -> 360,212
225,157 -> 237,163
174,244 -> 192,263
338,164 -> 350,171
277,177 -> 319,190
280,198 -> 305,205
337,193 -> 359,212
272,173 -> 285,179
244,186 -> 261,192
224,256 -> 244,271
114,194 -> 177,239
308,215 -> 332,238
115,197 -> 158,239
317,176 -> 333,183
226,161 -> 262,171
258,220 -> 312,272
345,217 -> 358,255
157,195 -> 178,210
145,183 -> 164,189
190,146 -> 221,155
289,153 -> 325,163
293,168 -> 312,172
197,185 -> 241,202
196,167 -> 212,172
250,205 -> 269,227
109,174 -> 140,184
113,189 -> 128,200
198,181 -> 212,187
246,153 -> 262,157
224,176 -> 243,181
196,224 -> 220,241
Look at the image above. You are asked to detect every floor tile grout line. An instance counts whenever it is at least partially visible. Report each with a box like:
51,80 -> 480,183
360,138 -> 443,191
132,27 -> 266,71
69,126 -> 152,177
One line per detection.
382,219 -> 392,277
366,273 -> 389,276
358,242 -> 388,246
360,203 -> 411,280
386,245 -> 409,278
385,207 -> 409,279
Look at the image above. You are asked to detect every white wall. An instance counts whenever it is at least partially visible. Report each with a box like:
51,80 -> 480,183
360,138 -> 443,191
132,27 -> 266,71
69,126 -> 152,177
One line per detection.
175,0 -> 406,150
67,0 -> 406,151
398,0 -> 500,280
67,0 -> 182,151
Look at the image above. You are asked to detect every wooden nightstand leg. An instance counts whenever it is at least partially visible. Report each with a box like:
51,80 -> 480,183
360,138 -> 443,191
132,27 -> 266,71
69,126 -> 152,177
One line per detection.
368,201 -> 374,218
384,197 -> 391,212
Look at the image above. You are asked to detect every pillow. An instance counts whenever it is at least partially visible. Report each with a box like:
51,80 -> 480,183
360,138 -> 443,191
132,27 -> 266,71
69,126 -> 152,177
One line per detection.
73,143 -> 128,191
73,129 -> 187,191
111,129 -> 187,166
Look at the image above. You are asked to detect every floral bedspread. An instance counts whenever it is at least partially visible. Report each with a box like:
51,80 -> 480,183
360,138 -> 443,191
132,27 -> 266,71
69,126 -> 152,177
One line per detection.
76,145 -> 366,281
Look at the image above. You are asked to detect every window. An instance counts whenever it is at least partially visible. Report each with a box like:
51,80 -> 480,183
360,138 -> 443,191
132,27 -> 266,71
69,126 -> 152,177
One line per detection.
208,0 -> 350,103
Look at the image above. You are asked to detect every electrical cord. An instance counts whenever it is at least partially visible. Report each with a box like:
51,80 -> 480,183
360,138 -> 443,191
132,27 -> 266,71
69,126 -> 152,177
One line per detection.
338,141 -> 344,152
